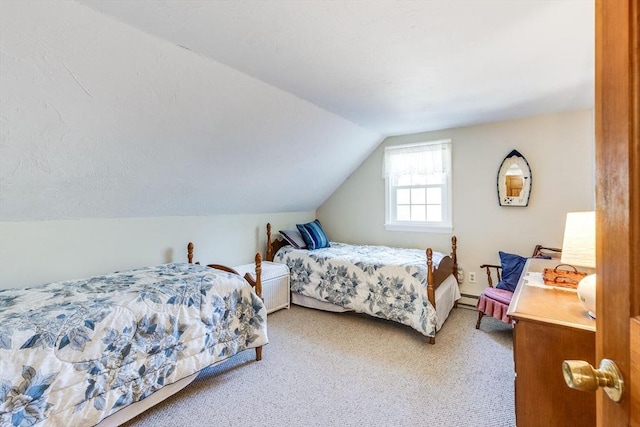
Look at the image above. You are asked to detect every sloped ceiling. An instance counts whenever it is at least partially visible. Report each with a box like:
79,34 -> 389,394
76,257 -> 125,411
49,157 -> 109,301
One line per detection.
80,0 -> 595,135
0,0 -> 594,221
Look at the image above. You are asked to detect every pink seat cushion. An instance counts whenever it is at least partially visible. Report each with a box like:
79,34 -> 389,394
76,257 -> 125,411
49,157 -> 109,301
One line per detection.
476,287 -> 514,324
482,287 -> 513,305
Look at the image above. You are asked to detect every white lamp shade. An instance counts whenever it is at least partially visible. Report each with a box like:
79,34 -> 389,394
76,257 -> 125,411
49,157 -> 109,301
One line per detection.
561,211 -> 596,268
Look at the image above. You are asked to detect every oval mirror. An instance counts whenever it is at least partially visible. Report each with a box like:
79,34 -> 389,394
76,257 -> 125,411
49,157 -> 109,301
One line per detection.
497,150 -> 532,207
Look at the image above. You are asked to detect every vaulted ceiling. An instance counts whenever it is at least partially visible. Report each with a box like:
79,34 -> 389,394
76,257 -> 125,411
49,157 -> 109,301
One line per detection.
81,0 -> 595,135
0,0 -> 594,221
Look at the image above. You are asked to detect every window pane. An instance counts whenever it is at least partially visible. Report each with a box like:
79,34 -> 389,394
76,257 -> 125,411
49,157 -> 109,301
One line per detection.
426,205 -> 442,222
384,140 -> 451,228
397,189 -> 410,204
397,205 -> 410,221
411,205 -> 426,221
411,188 -> 426,204
426,187 -> 441,204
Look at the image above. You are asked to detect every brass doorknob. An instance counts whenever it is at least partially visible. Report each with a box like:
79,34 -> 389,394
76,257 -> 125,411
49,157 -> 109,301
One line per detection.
562,359 -> 624,402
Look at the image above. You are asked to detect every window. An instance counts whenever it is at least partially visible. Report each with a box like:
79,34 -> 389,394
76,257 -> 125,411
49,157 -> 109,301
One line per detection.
383,140 -> 452,233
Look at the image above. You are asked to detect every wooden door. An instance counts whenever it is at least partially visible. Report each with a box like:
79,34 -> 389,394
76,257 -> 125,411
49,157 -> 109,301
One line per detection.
595,0 -> 638,425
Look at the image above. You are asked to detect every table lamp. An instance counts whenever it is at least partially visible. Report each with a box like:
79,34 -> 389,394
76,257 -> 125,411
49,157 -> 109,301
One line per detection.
560,211 -> 596,318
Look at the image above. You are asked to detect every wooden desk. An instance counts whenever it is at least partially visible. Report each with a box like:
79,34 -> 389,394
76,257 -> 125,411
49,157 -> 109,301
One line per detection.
507,258 -> 596,427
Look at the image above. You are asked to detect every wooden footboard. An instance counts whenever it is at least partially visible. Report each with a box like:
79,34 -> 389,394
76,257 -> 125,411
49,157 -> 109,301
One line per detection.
187,242 -> 263,361
426,235 -> 458,344
428,236 -> 458,291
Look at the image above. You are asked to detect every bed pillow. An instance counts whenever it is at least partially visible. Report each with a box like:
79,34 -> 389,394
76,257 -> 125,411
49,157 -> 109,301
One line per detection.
495,251 -> 528,292
279,229 -> 307,249
296,220 -> 330,250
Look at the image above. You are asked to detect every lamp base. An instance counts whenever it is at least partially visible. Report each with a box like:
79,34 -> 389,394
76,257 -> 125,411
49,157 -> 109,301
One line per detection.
577,274 -> 596,319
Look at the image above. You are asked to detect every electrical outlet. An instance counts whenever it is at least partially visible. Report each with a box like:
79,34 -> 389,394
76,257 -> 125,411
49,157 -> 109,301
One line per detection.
468,272 -> 476,283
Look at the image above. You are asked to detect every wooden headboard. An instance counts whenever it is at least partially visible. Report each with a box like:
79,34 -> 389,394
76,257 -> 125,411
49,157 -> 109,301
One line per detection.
266,223 -> 289,262
187,242 -> 263,299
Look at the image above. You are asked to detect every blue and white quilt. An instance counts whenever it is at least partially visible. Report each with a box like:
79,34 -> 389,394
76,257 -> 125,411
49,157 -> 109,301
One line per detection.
274,243 -> 445,337
0,263 -> 268,427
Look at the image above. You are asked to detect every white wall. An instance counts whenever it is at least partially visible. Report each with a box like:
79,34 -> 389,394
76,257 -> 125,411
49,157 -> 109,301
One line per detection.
0,211 -> 314,289
317,110 -> 595,300
0,1 -> 380,221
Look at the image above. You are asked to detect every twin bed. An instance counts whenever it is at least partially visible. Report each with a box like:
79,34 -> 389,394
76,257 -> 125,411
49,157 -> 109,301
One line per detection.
0,245 -> 267,427
1,226 -> 459,426
265,223 -> 460,344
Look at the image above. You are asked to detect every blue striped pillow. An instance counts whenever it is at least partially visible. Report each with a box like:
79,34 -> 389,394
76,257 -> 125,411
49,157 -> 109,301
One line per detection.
296,220 -> 330,250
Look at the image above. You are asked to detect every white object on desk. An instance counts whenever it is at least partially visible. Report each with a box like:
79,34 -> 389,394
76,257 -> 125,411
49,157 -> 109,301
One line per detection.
523,271 -> 579,292
577,274 -> 597,319
523,272 -> 545,287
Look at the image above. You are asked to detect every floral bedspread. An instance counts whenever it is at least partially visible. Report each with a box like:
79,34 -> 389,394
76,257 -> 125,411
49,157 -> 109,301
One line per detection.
0,263 -> 268,427
274,243 -> 445,337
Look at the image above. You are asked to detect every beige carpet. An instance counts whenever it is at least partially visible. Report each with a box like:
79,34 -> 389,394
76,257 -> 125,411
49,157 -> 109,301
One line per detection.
124,305 -> 515,427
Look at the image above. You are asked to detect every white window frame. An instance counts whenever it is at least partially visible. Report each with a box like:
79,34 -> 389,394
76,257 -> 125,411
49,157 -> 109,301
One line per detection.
383,139 -> 453,233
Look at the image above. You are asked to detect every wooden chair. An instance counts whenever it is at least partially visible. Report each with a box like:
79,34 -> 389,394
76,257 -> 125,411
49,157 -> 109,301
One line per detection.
475,245 -> 561,329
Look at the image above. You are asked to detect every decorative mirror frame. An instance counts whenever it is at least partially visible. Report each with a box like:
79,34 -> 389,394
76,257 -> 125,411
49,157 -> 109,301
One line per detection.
497,149 -> 532,207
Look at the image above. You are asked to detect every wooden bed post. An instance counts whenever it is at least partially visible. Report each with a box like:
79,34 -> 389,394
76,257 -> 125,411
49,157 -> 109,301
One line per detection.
451,236 -> 458,282
265,223 -> 288,262
451,236 -> 459,309
187,242 -> 194,264
254,252 -> 263,361
254,252 -> 262,299
426,248 -> 436,345
239,253 -> 263,361
266,223 -> 273,262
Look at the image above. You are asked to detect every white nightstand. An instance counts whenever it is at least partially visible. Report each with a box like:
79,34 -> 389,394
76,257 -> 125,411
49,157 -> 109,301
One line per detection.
233,261 -> 290,314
